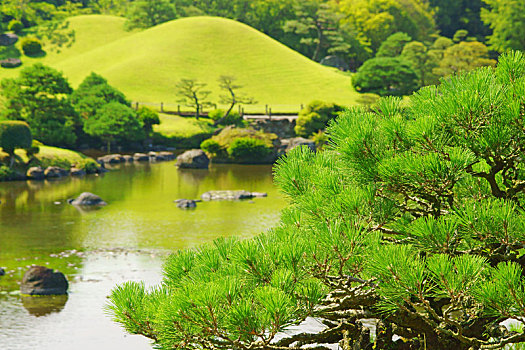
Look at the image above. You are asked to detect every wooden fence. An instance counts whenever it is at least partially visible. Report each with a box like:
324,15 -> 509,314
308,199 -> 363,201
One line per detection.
132,101 -> 303,117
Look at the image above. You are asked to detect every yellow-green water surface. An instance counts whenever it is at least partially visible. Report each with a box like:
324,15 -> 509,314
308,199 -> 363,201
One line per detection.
0,162 -> 286,349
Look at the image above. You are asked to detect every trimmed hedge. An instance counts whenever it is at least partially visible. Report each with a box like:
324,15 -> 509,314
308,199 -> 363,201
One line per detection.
294,100 -> 344,137
21,37 -> 43,56
0,121 -> 32,155
227,137 -> 272,161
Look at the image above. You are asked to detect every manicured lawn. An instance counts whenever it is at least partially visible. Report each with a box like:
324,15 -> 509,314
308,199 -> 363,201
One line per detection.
0,15 -> 360,113
154,113 -> 216,138
0,145 -> 91,164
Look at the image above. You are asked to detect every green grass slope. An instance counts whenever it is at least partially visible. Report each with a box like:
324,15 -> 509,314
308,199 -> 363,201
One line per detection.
0,16 -> 359,112
0,15 -> 134,79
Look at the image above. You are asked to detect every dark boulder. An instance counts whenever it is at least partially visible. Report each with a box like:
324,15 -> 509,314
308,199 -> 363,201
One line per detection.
159,151 -> 175,160
70,168 -> 86,176
176,149 -> 209,169
68,192 -> 107,206
133,153 -> 149,162
174,199 -> 199,209
122,155 -> 133,162
0,267 -> 5,276
201,190 -> 267,201
97,154 -> 123,164
44,166 -> 69,178
26,167 -> 45,180
20,266 -> 68,296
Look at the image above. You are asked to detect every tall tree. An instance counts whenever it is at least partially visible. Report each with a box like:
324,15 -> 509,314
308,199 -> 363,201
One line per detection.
376,32 -> 412,57
83,102 -> 144,153
433,40 -> 496,77
283,0 -> 343,61
428,0 -> 491,40
175,79 -> 214,120
338,0 -> 436,52
0,63 -> 78,147
215,75 -> 255,126
482,0 -> 525,52
125,0 -> 177,29
401,41 -> 439,86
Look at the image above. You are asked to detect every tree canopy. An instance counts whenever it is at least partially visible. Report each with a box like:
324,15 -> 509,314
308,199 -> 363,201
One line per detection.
0,63 -> 78,147
482,0 -> 525,52
108,51 -> 525,349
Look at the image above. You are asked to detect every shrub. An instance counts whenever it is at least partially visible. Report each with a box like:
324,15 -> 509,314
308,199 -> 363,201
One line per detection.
0,165 -> 19,181
21,37 -> 43,56
208,109 -> 243,126
7,20 -> 23,33
200,138 -> 222,156
24,139 -> 40,159
74,158 -> 99,174
137,106 -> 160,135
294,100 -> 344,137
226,137 -> 271,161
353,56 -> 419,96
0,121 -> 32,158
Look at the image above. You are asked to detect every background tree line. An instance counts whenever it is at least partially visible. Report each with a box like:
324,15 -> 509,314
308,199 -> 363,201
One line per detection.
1,0 -> 523,73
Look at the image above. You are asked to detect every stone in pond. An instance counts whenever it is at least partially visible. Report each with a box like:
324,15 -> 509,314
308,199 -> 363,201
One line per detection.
20,266 -> 68,295
26,166 -> 45,180
68,192 -> 107,206
44,166 -> 69,178
176,149 -> 209,169
174,199 -> 198,209
201,190 -> 267,201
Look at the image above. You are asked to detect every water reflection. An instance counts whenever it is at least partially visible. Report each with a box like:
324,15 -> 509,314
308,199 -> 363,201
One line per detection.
21,294 -> 68,317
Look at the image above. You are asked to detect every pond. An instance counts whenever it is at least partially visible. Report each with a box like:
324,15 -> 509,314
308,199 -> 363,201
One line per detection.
0,161 -> 287,349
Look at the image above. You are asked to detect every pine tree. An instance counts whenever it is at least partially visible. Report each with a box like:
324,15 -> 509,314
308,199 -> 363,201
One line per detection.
107,51 -> 525,349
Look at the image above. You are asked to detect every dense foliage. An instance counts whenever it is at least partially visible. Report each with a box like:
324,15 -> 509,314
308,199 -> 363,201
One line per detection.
294,100 -> 344,137
353,56 -> 419,96
0,120 -> 32,166
0,63 -> 78,147
108,51 -> 525,350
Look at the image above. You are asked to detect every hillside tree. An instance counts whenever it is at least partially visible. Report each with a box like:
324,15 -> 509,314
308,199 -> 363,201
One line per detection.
83,102 -> 144,153
0,121 -> 32,167
215,75 -> 255,126
175,79 -> 214,120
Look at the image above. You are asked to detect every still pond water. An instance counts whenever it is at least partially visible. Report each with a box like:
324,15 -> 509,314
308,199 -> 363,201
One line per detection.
0,161 -> 287,350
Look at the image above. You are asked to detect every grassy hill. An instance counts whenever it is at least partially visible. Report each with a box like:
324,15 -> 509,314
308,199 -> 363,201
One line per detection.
0,15 -> 359,113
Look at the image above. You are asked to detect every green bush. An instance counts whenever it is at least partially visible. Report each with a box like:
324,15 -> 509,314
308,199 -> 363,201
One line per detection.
208,109 -> 243,126
200,138 -> 223,156
227,137 -> 272,161
7,19 -> 23,33
25,139 -> 40,158
294,100 -> 344,137
0,121 -> 32,156
74,158 -> 99,174
21,37 -> 43,56
0,165 -> 19,181
353,57 -> 419,96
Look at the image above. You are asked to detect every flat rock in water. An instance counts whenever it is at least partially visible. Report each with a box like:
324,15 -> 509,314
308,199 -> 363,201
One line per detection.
122,155 -> 133,162
158,151 -> 175,160
20,266 -> 68,296
201,190 -> 267,201
68,192 -> 107,206
174,199 -> 199,209
97,154 -> 123,164
176,149 -> 209,169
